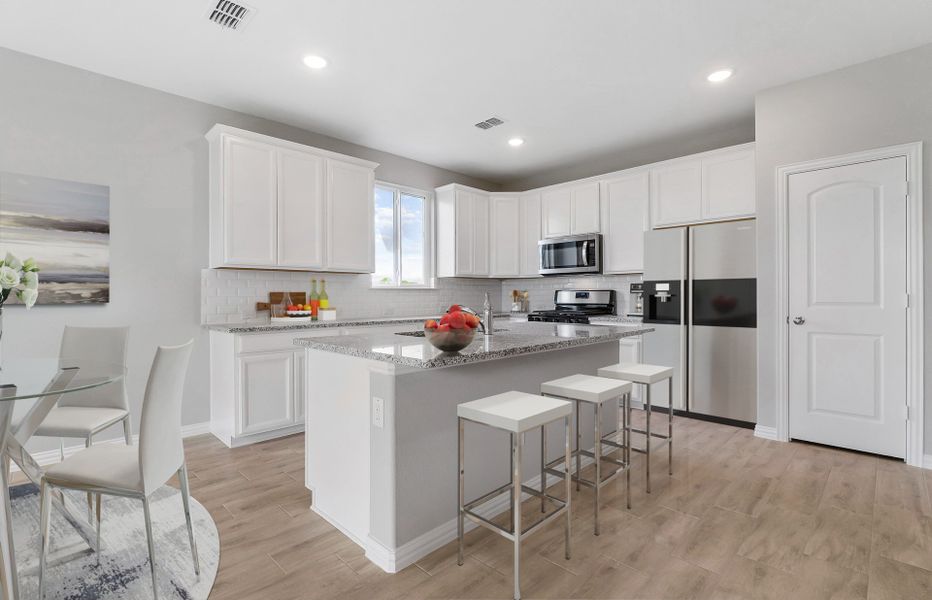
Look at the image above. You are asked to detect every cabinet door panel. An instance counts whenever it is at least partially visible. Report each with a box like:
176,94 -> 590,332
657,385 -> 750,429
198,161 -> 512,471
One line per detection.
278,150 -> 324,268
519,193 -> 541,277
293,350 -> 305,423
223,136 -> 277,265
701,149 -> 755,219
571,182 -> 601,234
327,160 -> 374,272
454,190 -> 473,275
650,160 -> 702,227
490,195 -> 520,277
472,193 -> 490,276
238,352 -> 295,435
541,188 -> 572,238
601,172 -> 648,273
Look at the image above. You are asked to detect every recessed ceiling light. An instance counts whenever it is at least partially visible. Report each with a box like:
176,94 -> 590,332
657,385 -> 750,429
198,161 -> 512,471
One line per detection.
303,55 -> 328,70
707,69 -> 733,83
508,137 -> 525,147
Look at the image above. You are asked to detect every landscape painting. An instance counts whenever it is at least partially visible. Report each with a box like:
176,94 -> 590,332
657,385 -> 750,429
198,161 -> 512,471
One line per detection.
0,172 -> 110,304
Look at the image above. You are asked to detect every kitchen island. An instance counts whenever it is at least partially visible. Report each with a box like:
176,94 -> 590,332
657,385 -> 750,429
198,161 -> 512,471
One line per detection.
295,320 -> 652,573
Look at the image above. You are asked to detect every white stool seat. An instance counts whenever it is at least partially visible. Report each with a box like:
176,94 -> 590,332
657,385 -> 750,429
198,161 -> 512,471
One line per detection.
457,391 -> 572,433
541,374 -> 632,404
598,363 -> 673,384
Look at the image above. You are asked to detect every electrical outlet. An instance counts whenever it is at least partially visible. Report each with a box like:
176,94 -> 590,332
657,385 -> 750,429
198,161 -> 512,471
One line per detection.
372,396 -> 384,428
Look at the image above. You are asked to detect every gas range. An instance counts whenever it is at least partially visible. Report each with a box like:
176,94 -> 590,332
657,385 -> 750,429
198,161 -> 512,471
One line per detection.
527,289 -> 616,324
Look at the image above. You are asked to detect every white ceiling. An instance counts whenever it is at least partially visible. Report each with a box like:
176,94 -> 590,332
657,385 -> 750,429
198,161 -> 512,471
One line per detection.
2,0 -> 932,184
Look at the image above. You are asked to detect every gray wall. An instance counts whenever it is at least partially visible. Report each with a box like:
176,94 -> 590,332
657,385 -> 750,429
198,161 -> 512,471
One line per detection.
0,48 -> 498,453
755,43 -> 932,451
501,119 -> 754,191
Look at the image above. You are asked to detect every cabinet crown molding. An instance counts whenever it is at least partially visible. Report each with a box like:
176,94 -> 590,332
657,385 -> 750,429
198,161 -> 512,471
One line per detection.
206,123 -> 380,170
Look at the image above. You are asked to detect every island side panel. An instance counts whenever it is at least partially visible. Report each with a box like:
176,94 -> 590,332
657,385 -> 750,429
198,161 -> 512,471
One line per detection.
392,341 -> 620,549
304,348 -> 376,548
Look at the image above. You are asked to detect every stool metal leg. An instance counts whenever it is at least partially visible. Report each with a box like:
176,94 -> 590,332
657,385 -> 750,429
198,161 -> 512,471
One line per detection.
509,432 -> 515,534
593,402 -> 602,536
645,383 -> 652,494
512,432 -> 523,600
625,392 -> 631,510
668,377 -> 674,476
540,425 -> 547,513
563,415 -> 571,561
457,417 -> 465,566
574,401 -> 581,492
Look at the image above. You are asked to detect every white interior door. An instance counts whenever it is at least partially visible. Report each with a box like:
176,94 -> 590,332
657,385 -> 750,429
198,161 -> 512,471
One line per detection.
788,156 -> 907,458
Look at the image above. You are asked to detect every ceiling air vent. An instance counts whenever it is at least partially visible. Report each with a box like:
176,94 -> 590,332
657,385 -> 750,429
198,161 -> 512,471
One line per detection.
474,117 -> 504,130
206,0 -> 255,31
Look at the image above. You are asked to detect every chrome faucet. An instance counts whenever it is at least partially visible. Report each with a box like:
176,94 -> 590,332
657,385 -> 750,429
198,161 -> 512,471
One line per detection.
460,294 -> 494,336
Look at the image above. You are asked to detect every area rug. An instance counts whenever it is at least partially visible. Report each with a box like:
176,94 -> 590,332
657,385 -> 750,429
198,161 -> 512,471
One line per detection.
9,483 -> 219,599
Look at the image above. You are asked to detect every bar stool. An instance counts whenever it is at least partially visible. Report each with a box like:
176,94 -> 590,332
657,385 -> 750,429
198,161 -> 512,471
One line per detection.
457,391 -> 573,600
540,374 -> 634,529
598,363 -> 674,493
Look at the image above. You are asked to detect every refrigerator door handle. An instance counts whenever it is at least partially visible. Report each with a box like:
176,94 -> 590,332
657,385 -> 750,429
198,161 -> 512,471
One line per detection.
686,227 -> 694,414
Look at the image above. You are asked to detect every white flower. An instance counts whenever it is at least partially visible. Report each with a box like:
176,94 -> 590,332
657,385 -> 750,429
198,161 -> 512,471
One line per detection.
3,253 -> 21,271
17,287 -> 37,309
22,257 -> 37,272
23,271 -> 38,290
0,266 -> 20,290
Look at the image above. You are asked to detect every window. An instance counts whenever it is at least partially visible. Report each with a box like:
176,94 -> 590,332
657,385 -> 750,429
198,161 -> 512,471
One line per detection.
372,183 -> 432,287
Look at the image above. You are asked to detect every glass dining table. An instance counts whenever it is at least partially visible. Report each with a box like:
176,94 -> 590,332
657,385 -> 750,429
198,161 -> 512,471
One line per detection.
0,358 -> 125,600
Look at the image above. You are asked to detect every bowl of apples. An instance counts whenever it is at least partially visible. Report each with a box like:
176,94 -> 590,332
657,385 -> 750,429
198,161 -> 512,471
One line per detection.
424,304 -> 480,352
286,303 -> 313,317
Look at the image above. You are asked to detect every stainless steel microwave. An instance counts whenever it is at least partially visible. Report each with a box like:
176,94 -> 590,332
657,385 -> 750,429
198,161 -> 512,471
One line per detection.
538,234 -> 602,276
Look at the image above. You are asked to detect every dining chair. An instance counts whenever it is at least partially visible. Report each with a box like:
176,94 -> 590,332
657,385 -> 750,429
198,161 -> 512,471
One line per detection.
37,340 -> 198,600
35,326 -> 133,453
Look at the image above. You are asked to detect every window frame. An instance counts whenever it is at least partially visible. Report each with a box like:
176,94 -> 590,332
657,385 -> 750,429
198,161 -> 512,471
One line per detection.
371,181 -> 435,289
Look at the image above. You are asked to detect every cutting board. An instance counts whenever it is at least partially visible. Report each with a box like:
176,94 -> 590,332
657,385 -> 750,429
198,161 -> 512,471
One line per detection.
256,291 -> 307,312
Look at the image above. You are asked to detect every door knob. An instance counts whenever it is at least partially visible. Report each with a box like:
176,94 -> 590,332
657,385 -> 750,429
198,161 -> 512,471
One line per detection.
793,316 -> 806,325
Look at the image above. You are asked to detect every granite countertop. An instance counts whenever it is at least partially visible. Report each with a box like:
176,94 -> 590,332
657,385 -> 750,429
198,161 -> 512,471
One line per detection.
294,321 -> 654,369
208,313 -> 518,334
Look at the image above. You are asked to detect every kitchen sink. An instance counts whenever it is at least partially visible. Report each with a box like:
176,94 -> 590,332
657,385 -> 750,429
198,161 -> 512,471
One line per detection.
395,328 -> 508,337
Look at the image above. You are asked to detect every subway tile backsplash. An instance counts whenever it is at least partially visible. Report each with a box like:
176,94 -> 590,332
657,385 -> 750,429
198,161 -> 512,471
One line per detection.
201,269 -> 502,325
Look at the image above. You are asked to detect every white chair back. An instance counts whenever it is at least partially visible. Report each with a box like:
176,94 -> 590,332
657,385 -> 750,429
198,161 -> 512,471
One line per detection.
138,340 -> 194,494
58,326 -> 130,410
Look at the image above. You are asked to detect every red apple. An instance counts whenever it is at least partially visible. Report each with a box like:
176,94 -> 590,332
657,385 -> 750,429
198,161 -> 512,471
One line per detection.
424,319 -> 438,329
448,311 -> 467,329
448,304 -> 461,313
464,313 -> 480,329
436,323 -> 451,333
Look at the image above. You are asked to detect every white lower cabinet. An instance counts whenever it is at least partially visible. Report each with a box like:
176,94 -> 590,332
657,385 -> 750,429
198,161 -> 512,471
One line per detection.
238,351 -> 296,436
210,329 -> 330,447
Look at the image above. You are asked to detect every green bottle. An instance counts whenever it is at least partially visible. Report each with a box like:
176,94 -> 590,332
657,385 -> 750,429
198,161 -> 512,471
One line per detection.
319,279 -> 329,309
309,279 -> 320,319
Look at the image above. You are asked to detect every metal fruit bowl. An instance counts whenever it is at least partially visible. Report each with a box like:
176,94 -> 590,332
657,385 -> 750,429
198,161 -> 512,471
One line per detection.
424,326 -> 476,352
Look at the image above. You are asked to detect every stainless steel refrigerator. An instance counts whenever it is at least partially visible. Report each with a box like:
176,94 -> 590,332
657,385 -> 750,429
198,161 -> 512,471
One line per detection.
642,220 -> 757,424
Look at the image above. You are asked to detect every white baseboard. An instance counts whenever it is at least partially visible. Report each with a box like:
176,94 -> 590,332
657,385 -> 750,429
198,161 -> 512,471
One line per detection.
11,421 -> 212,474
360,454 -> 601,574
753,425 -> 779,441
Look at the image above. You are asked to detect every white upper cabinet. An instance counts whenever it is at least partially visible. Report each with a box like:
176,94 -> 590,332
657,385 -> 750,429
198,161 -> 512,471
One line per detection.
541,181 -> 601,238
436,185 -> 491,278
541,187 -> 572,238
650,143 -> 755,228
207,124 -> 378,271
220,136 -> 278,266
490,194 -> 521,278
519,192 -> 542,277
701,147 -> 756,220
277,149 -> 324,269
600,171 -> 649,273
571,182 -> 601,234
650,160 -> 703,227
326,159 -> 375,272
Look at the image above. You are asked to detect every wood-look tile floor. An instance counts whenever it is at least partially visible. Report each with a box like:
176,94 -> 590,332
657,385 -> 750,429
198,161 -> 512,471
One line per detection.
177,414 -> 932,599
